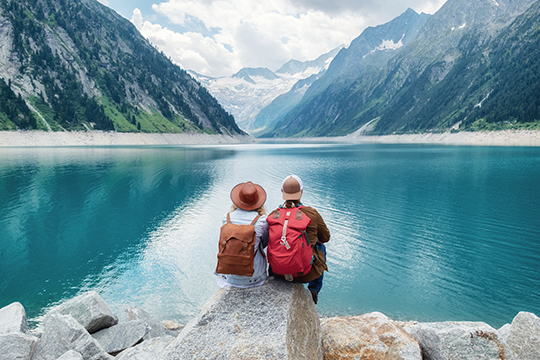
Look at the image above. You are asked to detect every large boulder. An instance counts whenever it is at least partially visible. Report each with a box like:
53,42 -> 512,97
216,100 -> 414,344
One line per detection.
160,277 -> 322,359
56,350 -> 84,360
407,321 -> 513,360
46,291 -> 118,334
116,336 -> 175,360
125,306 -> 182,340
32,313 -> 113,360
320,312 -> 422,360
91,320 -> 150,355
0,302 -> 28,334
0,332 -> 39,360
504,312 -> 540,359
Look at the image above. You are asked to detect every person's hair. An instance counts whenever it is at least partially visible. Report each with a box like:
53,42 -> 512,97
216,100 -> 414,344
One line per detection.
283,200 -> 301,209
230,203 -> 267,215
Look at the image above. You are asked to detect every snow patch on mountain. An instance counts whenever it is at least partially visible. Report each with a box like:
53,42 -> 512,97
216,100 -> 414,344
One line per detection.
191,47 -> 341,131
452,23 -> 467,31
364,35 -> 405,58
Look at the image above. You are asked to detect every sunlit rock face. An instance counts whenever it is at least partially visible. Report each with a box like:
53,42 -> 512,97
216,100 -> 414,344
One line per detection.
160,277 -> 322,360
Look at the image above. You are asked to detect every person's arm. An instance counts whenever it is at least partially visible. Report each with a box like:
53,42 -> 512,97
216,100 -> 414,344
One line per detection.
258,217 -> 269,248
302,207 -> 330,245
316,212 -> 330,243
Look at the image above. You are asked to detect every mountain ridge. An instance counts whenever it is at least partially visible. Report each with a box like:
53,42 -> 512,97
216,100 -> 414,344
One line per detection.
258,0 -> 540,137
0,0 -> 243,135
192,47 -> 341,132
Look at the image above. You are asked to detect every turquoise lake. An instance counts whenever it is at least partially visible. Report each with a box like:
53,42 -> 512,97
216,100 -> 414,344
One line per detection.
1,143 -> 539,328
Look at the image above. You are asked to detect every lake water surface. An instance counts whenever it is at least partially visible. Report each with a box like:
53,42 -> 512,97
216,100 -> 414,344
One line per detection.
1,143 -> 539,328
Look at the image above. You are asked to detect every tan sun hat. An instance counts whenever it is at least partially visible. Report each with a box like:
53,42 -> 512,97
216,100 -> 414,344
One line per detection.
230,181 -> 267,211
281,175 -> 303,200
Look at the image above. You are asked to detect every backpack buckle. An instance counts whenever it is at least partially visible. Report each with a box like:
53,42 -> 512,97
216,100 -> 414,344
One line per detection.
280,236 -> 291,250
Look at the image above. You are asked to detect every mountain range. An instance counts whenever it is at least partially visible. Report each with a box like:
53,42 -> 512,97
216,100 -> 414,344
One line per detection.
1,0 -> 539,138
256,0 -> 540,137
0,0 -> 242,135
190,47 -> 340,134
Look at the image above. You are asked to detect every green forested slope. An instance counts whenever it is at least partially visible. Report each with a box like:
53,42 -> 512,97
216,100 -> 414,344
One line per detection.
0,0 -> 243,134
260,0 -> 540,137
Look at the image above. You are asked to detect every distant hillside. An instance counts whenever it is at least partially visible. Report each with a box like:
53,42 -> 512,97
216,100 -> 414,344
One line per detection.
259,0 -> 540,137
0,0 -> 243,135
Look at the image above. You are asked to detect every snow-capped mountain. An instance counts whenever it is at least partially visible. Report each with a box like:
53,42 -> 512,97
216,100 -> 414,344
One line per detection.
260,0 -> 539,137
190,48 -> 341,132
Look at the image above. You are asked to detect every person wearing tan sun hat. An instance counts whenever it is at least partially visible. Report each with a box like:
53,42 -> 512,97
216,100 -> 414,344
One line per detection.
215,181 -> 269,288
269,175 -> 330,304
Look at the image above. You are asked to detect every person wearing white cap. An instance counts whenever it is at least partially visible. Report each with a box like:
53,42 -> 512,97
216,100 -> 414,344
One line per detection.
270,175 -> 330,304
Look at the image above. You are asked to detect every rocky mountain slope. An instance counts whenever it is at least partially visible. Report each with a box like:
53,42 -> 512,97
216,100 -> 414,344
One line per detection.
0,0 -> 242,135
259,0 -> 540,137
191,48 -> 340,133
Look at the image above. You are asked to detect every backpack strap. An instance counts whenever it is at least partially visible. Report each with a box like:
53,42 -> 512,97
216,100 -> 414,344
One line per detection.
250,214 -> 261,226
248,214 -> 266,259
281,210 -> 292,250
226,212 -> 231,224
256,239 -> 267,259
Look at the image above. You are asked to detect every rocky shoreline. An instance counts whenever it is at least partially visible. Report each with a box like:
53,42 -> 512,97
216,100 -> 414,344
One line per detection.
343,129 -> 540,146
1,129 -> 540,147
1,282 -> 539,359
0,130 -> 255,147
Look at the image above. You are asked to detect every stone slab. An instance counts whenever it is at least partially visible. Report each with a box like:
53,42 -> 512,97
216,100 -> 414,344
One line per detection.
160,277 -> 322,359
92,320 -> 150,354
47,291 -> 118,334
0,302 -> 28,334
407,321 -> 513,360
56,350 -> 84,360
32,313 -> 113,360
116,336 -> 175,360
505,311 -> 540,360
321,312 -> 422,359
0,332 -> 39,360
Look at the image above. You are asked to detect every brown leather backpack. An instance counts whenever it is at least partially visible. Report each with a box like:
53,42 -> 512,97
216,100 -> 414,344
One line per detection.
215,213 -> 261,276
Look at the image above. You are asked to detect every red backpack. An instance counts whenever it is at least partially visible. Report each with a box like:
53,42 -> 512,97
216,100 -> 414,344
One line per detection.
267,206 -> 312,280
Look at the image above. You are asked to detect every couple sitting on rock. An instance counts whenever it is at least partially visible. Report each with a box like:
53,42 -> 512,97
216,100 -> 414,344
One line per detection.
215,175 -> 330,304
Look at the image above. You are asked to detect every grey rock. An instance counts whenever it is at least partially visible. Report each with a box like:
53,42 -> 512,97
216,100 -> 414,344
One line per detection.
125,306 -> 180,340
498,323 -> 512,342
162,320 -> 183,332
32,314 -> 113,360
0,332 -> 39,360
28,327 -> 44,339
92,320 -> 150,354
407,321 -> 513,360
321,312 -> 422,359
56,350 -> 83,360
47,291 -> 118,334
505,312 -> 540,360
0,302 -> 28,334
160,277 -> 322,360
116,336 -> 175,360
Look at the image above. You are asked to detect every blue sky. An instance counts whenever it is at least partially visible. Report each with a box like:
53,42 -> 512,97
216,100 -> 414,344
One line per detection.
98,0 -> 447,77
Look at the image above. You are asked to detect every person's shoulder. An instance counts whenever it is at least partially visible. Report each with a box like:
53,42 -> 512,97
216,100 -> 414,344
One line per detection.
299,206 -> 322,218
228,209 -> 262,223
300,205 -> 319,214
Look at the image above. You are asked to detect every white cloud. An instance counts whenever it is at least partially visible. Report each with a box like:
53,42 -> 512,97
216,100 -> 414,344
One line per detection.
132,8 -> 239,76
131,0 -> 447,77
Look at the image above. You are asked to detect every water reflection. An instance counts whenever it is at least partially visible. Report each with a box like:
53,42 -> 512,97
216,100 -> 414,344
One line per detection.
0,146 -> 234,319
1,144 -> 539,328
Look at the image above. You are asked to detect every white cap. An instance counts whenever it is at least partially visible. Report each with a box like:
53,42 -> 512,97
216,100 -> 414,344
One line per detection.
281,175 -> 303,200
